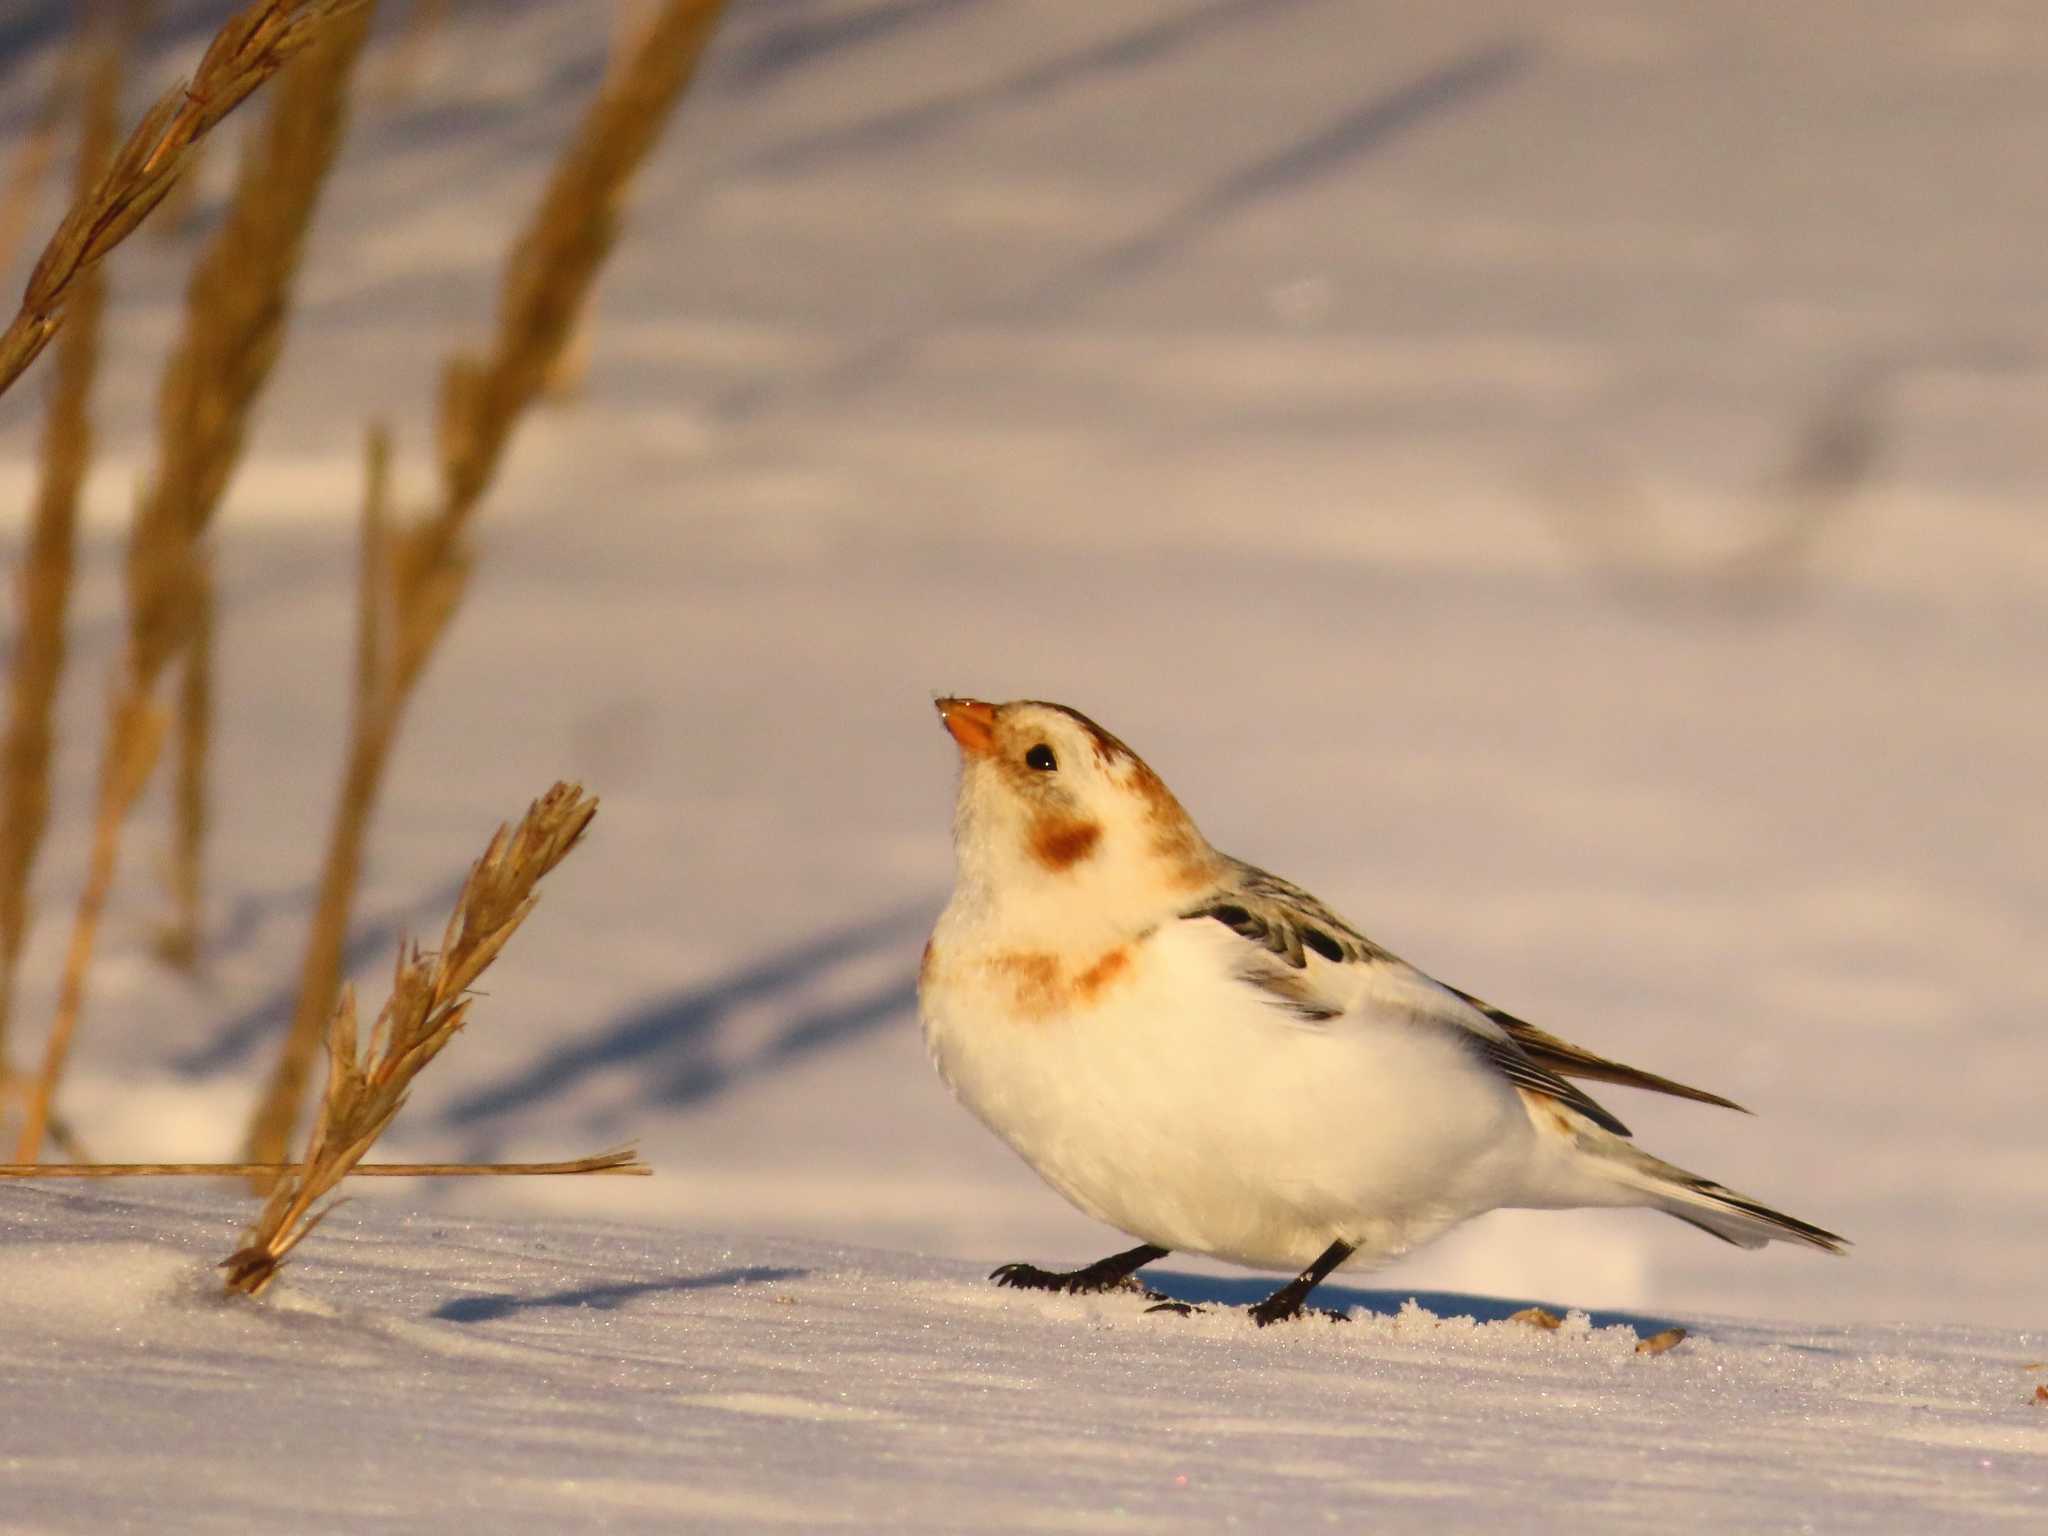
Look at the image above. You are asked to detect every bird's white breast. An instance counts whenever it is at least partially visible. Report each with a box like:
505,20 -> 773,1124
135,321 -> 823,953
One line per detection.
919,912 -> 1542,1272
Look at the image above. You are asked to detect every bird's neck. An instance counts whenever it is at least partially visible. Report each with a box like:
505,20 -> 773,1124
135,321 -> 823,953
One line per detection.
938,857 -> 1190,960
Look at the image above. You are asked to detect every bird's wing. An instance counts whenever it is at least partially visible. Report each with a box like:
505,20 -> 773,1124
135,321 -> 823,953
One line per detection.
1441,987 -> 1749,1113
1184,860 -> 1635,1137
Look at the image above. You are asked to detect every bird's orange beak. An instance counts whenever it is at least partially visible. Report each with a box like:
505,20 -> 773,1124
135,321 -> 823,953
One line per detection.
935,697 -> 997,757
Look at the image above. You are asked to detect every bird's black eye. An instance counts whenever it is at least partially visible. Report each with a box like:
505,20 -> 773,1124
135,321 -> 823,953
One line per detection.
1025,743 -> 1058,772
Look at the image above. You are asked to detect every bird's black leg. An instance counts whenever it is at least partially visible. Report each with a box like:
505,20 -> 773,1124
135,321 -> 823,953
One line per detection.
990,1243 -> 1169,1296
1247,1238 -> 1356,1326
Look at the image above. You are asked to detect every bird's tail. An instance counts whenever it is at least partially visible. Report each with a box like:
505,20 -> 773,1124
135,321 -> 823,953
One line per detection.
1592,1138 -> 1847,1253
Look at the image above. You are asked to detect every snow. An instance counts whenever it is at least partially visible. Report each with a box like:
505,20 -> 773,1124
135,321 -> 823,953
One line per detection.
4,1186 -> 2044,1533
2,0 -> 2046,1525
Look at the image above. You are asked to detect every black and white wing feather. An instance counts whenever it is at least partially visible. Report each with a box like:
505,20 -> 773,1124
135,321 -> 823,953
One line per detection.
1184,860 -> 1394,969
1184,859 -> 1635,1137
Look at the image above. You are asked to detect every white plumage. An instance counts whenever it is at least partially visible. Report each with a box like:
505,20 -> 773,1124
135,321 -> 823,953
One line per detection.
918,697 -> 1842,1324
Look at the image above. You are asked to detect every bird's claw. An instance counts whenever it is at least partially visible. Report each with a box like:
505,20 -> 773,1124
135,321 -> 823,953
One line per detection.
1248,1298 -> 1351,1327
990,1261 -> 1159,1297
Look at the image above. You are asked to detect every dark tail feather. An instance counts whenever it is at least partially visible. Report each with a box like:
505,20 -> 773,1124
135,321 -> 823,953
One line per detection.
1601,1141 -> 1848,1253
1653,1175 -> 1847,1253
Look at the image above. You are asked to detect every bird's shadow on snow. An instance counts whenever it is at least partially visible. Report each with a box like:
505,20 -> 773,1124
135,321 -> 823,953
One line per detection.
1145,1270 -> 1688,1337
432,1266 -> 808,1324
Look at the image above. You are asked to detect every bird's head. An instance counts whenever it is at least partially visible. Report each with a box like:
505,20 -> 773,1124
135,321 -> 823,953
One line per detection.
932,698 -> 1221,933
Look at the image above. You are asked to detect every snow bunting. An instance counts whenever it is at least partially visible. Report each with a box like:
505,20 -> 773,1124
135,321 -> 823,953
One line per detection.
918,698 -> 1844,1326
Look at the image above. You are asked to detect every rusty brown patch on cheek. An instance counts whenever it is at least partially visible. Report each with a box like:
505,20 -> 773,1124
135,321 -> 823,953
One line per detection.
1029,814 -> 1102,872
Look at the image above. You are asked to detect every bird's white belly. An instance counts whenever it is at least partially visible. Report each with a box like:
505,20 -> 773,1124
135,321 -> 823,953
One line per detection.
921,926 -> 1536,1272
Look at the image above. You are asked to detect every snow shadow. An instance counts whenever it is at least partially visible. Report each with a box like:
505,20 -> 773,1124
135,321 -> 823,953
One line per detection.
717,35 -> 1532,421
174,876 -> 469,1075
725,0 -> 991,91
0,8 -> 68,106
745,0 -> 1324,176
1018,36 -> 1534,311
442,899 -> 935,1124
1144,1269 -> 1688,1337
432,1265 -> 808,1323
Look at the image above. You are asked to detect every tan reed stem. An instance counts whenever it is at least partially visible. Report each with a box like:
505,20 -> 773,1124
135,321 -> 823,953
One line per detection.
158,577 -> 212,966
1,1150 -> 646,1179
435,0 -> 727,530
223,782 -> 599,1295
0,32 -> 125,1110
13,695 -> 167,1162
243,0 -> 729,1170
542,0 -> 663,401
238,424 -> 394,1185
0,0 -> 370,404
144,134 -> 208,243
11,3 -> 375,1163
149,0 -> 379,965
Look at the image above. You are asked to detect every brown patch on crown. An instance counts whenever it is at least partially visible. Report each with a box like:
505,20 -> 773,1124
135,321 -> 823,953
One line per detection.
1028,813 -> 1103,872
988,943 -> 1137,1019
1028,702 -> 1141,770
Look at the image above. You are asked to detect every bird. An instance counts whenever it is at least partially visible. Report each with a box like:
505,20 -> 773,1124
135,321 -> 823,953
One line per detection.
917,697 -> 1844,1326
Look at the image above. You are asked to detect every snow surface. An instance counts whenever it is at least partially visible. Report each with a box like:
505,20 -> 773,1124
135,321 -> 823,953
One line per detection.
4,1185 -> 2044,1533
2,0 -> 2046,1525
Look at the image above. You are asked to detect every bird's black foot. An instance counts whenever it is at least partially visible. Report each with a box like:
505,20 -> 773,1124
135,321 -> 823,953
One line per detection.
1144,1299 -> 1203,1317
990,1262 -> 1155,1296
1247,1237 -> 1358,1327
989,1242 -> 1170,1297
1248,1291 -> 1308,1327
1247,1295 -> 1352,1326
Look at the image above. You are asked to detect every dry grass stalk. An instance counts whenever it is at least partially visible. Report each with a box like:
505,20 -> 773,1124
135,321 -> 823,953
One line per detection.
143,133 -> 209,243
1,1150 -> 645,1179
244,0 -> 729,1168
0,33 -> 126,1112
157,583 -> 213,966
221,782 -> 599,1296
542,0 -> 664,401
12,694 -> 168,1162
10,2 -> 380,1163
239,423 -> 393,1180
147,0 -> 379,964
435,0 -> 728,524
0,0 -> 370,404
